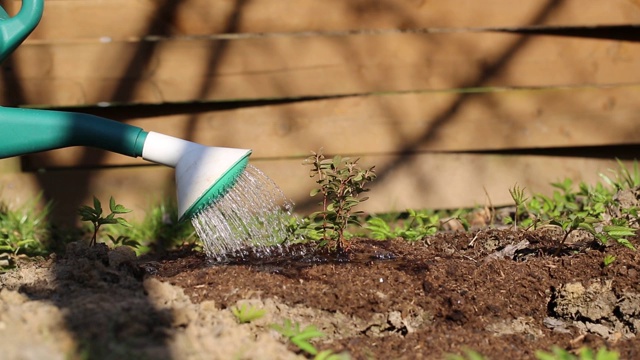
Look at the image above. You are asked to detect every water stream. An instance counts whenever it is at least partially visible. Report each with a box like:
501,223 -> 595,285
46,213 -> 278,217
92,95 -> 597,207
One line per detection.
191,165 -> 301,261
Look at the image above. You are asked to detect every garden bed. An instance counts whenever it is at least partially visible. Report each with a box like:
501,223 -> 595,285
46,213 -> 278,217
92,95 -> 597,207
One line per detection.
1,227 -> 639,359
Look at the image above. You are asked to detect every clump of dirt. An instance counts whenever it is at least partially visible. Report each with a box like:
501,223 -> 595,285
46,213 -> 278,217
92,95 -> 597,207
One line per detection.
2,229 -> 640,359
548,279 -> 640,341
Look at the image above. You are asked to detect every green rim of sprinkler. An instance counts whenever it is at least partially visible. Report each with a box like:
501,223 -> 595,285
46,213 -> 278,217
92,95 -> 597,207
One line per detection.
180,155 -> 250,222
0,0 -> 253,225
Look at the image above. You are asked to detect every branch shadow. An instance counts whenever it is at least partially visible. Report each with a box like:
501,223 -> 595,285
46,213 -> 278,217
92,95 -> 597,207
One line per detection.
291,0 -> 568,213
17,241 -> 174,359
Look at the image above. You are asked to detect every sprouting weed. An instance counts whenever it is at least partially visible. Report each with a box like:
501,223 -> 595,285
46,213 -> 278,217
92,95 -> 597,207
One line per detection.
602,254 -> 616,267
0,197 -> 50,270
366,209 -> 439,242
230,303 -> 266,324
271,319 -> 325,356
507,184 -> 529,230
77,196 -> 132,246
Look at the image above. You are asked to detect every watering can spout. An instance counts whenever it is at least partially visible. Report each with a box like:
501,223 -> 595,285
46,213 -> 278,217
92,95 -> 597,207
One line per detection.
0,0 -> 44,63
0,106 -> 252,222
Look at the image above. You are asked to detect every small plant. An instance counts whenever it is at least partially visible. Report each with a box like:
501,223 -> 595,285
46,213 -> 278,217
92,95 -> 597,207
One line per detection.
271,319 -> 324,356
599,159 -> 640,191
507,184 -> 529,229
77,196 -> 132,246
271,319 -> 349,359
230,303 -> 266,324
602,254 -> 616,267
535,346 -> 619,360
103,201 -> 196,254
504,172 -> 638,254
366,209 -> 439,241
0,198 -> 50,270
550,214 -> 599,255
304,150 -> 376,252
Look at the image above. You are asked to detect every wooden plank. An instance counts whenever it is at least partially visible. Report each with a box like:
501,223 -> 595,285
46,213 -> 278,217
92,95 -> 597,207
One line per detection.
0,158 -> 20,173
4,0 -> 640,41
21,85 -> 640,169
3,31 -> 640,106
1,154 -> 636,224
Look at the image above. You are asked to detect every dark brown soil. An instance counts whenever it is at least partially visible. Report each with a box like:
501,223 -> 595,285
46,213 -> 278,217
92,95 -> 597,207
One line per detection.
2,227 -> 640,359
156,228 -> 640,359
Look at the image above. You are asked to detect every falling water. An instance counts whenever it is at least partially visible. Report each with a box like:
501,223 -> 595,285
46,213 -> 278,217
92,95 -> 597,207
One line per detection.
191,165 -> 300,261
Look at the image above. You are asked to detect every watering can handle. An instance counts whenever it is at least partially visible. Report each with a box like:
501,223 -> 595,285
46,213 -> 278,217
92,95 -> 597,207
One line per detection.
0,0 -> 44,63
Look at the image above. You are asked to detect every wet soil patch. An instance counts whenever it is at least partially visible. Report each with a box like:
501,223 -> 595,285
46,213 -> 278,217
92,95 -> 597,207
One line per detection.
155,228 -> 640,359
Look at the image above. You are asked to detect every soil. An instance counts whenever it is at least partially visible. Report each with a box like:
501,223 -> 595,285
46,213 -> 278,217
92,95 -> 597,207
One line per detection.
2,227 -> 640,360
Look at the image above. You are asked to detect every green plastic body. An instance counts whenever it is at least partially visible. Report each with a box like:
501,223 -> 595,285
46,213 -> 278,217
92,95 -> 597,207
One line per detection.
0,107 -> 148,159
0,0 -> 44,63
0,1 -> 147,158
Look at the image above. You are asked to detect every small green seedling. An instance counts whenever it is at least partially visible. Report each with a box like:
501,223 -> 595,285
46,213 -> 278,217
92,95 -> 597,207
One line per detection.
599,159 -> 640,191
366,209 -> 439,242
507,184 -> 529,229
271,319 -> 325,356
305,150 -> 376,252
603,254 -> 616,267
230,303 -> 266,324
78,196 -> 132,246
550,214 -> 599,256
271,320 -> 349,359
0,198 -> 50,270
535,346 -> 619,360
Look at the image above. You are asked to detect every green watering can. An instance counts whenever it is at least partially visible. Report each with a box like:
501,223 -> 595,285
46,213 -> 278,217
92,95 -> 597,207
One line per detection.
0,0 -> 252,222
0,0 -> 42,62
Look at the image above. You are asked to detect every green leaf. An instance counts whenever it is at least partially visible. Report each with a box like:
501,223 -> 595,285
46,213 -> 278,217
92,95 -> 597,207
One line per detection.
99,218 -> 118,225
116,217 -> 131,227
602,225 -> 636,238
93,196 -> 102,216
112,204 -> 132,214
109,196 -> 116,212
615,238 -> 636,250
310,188 -> 321,197
578,222 -> 596,235
293,326 -> 325,341
603,255 -> 616,267
292,339 -> 318,356
595,347 -> 619,360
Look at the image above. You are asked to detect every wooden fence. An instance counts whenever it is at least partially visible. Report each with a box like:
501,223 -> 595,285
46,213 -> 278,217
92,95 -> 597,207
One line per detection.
1,0 -> 640,223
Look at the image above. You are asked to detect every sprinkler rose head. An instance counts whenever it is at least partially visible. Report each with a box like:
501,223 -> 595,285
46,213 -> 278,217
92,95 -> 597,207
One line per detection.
141,132 -> 252,222
175,148 -> 251,222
